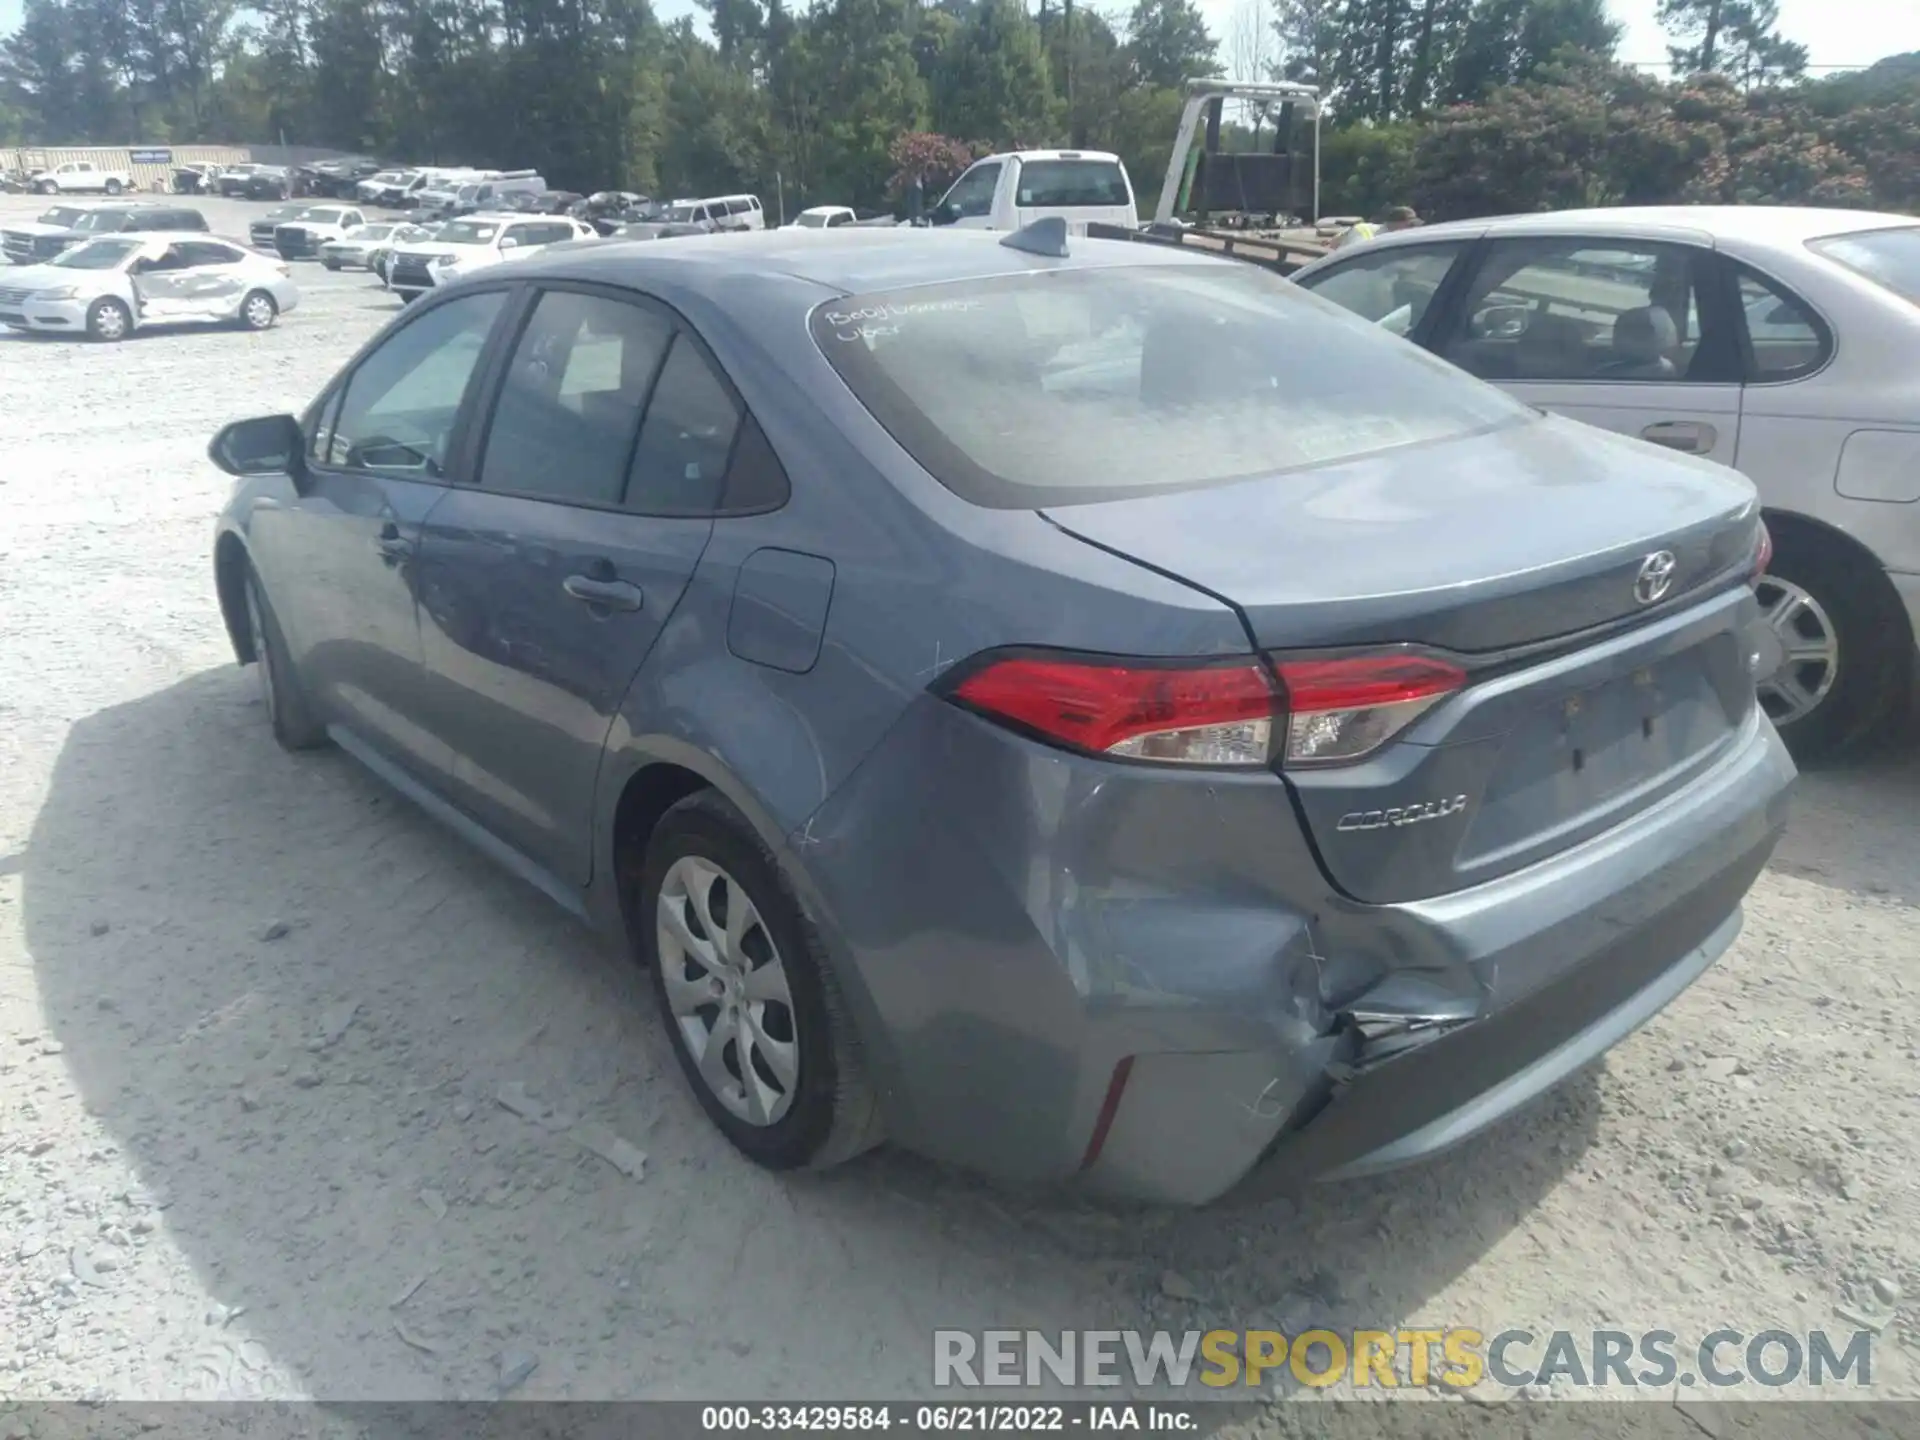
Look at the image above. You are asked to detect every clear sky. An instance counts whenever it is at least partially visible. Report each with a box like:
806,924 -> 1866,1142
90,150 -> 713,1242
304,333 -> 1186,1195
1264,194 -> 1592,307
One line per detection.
0,0 -> 1915,78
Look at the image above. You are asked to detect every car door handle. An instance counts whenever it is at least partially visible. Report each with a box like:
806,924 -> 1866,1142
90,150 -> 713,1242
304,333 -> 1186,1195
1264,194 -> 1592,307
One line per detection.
1641,421 -> 1715,454
562,575 -> 644,611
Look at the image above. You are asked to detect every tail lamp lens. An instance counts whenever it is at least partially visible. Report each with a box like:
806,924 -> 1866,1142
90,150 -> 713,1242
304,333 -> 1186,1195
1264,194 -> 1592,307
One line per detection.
1751,520 -> 1772,580
947,656 -> 1278,767
942,650 -> 1466,769
1273,655 -> 1467,766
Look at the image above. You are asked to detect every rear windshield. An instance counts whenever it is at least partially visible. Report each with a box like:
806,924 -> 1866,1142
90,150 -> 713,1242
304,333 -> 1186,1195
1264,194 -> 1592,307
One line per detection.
810,263 -> 1531,508
1809,226 -> 1920,306
1016,160 -> 1130,209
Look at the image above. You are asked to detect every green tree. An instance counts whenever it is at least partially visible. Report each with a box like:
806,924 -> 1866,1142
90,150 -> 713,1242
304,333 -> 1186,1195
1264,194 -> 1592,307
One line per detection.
929,0 -> 1057,147
1125,0 -> 1220,89
1659,0 -> 1806,88
1272,0 -> 1339,89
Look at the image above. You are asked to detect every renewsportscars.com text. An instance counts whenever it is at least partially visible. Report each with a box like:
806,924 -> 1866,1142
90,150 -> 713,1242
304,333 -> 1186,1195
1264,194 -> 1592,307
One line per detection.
933,1327 -> 1875,1390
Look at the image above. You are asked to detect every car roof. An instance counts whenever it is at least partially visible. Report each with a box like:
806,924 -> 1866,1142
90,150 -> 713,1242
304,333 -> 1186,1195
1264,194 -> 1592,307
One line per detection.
517,226 -> 1226,297
1361,205 -> 1919,252
987,149 -> 1124,164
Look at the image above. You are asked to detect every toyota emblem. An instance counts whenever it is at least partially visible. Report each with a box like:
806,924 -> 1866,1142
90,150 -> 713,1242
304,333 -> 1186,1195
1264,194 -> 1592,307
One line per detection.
1634,550 -> 1678,605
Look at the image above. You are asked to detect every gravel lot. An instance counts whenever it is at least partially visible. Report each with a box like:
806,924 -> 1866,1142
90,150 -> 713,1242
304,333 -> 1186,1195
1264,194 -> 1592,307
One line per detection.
0,195 -> 1916,1419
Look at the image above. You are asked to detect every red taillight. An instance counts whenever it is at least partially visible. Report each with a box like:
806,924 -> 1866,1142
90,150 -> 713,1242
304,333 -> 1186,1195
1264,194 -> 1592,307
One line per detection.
947,654 -> 1279,766
1272,654 -> 1466,766
1752,521 -> 1772,580
941,649 -> 1466,769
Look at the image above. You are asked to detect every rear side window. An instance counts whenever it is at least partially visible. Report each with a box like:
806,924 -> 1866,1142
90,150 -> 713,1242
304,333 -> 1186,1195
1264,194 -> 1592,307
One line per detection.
1734,268 -> 1829,382
1016,160 -> 1130,208
479,291 -> 672,506
1809,225 -> 1920,306
810,263 -> 1530,509
628,336 -> 743,515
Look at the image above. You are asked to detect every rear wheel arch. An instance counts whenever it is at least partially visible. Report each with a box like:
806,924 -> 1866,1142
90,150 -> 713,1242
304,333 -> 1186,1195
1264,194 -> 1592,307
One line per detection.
1754,507 -> 1914,759
610,761 -> 715,934
1758,507 -> 1914,649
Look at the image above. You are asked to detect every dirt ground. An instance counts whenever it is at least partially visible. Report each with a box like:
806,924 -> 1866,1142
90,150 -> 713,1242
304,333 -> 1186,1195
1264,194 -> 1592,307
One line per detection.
0,196 -> 1915,1419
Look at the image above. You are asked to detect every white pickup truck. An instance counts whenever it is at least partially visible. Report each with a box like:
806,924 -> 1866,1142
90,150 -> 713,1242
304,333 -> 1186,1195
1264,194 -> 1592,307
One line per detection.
33,161 -> 134,197
926,150 -> 1137,232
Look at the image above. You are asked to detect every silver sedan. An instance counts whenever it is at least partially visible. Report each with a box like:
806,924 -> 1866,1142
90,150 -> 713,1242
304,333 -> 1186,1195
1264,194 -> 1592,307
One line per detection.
0,232 -> 298,341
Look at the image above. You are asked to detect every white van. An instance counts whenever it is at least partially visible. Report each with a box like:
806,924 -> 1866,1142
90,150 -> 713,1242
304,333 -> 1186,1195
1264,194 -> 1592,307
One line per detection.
662,194 -> 765,233
928,150 -> 1137,232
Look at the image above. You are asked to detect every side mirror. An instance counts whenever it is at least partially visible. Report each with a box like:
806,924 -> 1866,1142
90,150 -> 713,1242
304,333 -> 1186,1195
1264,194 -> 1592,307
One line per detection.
498,236 -> 520,251
210,414 -> 303,478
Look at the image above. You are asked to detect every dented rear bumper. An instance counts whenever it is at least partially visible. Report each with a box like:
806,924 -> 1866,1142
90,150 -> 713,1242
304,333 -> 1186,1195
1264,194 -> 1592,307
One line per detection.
792,693 -> 1794,1207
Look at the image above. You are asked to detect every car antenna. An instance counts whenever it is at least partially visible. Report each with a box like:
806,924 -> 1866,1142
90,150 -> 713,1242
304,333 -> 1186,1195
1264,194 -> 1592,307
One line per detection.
999,216 -> 1070,258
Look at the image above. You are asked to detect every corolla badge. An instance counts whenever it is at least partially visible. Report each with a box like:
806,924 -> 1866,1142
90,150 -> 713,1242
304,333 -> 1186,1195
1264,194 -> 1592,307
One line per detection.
1336,795 -> 1469,833
1634,550 -> 1678,605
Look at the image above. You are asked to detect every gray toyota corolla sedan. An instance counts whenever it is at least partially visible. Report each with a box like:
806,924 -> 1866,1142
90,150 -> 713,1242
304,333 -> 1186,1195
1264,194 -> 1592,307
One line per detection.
207,225 -> 1795,1205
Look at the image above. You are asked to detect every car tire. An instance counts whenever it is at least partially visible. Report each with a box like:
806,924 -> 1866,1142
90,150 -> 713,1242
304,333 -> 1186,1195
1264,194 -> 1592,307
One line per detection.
104,178 -> 123,195
37,181 -> 55,195
238,290 -> 278,331
243,569 -> 326,751
321,258 -> 340,271
1757,521 -> 1912,765
85,297 -> 131,343
638,790 -> 882,1173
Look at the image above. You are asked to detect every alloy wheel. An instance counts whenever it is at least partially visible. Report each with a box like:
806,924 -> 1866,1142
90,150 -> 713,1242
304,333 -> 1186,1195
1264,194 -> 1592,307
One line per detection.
656,855 -> 800,1127
242,294 -> 275,329
1754,575 -> 1839,728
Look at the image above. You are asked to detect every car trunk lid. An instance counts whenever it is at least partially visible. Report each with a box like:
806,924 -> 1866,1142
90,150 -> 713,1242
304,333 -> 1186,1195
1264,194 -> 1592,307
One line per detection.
1043,416 -> 1767,903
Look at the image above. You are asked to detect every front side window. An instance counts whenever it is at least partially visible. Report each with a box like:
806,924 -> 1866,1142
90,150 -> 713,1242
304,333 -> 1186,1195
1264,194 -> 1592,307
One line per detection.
1296,243 -> 1465,338
628,336 -> 743,515
937,163 -> 1000,222
1438,238 -> 1712,383
810,262 -> 1530,509
321,290 -> 506,477
478,291 -> 672,505
1015,159 -> 1131,209
51,239 -> 142,270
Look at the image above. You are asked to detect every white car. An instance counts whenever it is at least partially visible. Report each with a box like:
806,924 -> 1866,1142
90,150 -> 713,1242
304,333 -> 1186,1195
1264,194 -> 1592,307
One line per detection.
0,233 -> 299,342
319,221 -> 434,274
783,205 -> 857,230
1292,205 -> 1920,761
384,214 -> 595,301
271,204 -> 367,261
